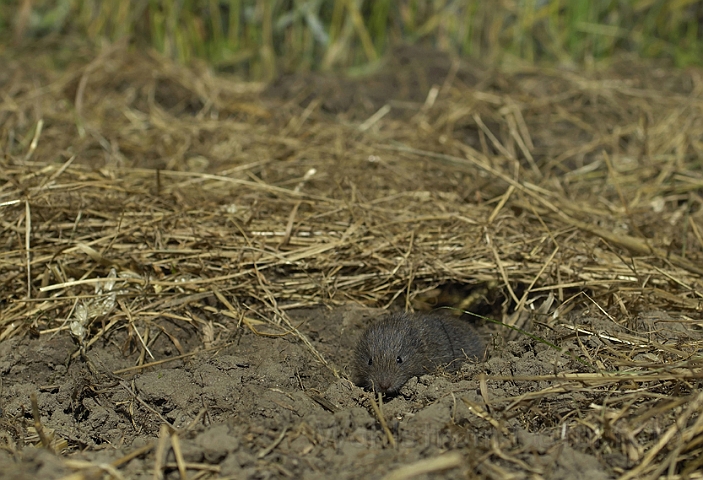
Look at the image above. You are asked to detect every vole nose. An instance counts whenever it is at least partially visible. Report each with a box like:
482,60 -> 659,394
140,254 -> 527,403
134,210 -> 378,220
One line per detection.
377,379 -> 391,393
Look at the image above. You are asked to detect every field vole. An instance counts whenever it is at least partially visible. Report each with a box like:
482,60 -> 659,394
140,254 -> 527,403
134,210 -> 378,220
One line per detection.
352,312 -> 485,395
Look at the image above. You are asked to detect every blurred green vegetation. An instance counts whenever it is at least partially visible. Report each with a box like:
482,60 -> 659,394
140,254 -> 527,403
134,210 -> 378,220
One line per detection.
3,0 -> 702,76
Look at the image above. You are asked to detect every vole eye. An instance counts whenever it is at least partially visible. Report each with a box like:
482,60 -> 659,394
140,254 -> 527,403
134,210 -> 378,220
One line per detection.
396,356 -> 403,364
368,358 -> 373,366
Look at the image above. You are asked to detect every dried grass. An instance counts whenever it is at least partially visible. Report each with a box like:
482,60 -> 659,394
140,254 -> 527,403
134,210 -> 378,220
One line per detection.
1,46 -> 702,477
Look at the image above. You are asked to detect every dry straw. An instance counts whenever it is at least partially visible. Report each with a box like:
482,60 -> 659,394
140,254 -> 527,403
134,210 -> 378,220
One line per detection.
1,46 -> 702,477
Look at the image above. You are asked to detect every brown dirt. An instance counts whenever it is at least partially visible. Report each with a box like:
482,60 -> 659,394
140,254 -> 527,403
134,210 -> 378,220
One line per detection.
1,304 -> 625,480
1,44 -> 702,479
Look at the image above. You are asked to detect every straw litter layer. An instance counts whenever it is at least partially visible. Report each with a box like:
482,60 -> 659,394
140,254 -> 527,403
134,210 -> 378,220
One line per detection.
0,46 -> 702,478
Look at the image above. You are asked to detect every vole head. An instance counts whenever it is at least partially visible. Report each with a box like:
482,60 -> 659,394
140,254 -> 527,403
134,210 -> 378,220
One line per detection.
352,316 -> 425,395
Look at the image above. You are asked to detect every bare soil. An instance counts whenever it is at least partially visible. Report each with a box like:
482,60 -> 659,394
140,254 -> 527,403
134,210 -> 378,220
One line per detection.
1,304 -> 630,480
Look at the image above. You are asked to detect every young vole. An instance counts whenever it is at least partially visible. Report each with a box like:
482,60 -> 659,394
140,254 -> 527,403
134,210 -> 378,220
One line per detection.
352,312 -> 485,395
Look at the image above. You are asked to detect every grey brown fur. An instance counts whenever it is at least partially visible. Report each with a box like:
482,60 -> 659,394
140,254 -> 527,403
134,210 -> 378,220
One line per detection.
352,312 -> 485,395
